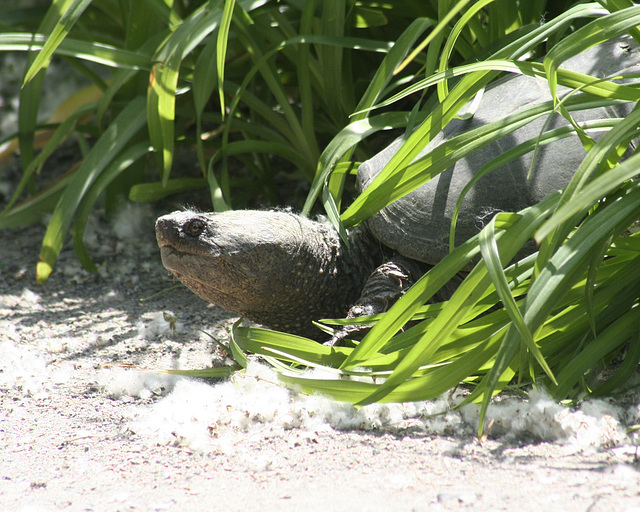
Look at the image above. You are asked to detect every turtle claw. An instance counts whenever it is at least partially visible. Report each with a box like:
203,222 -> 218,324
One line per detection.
323,257 -> 422,347
324,324 -> 372,347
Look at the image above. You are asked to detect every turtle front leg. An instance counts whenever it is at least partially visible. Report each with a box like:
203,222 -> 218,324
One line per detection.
325,256 -> 425,347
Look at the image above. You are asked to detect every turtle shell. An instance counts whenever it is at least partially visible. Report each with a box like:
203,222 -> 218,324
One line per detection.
357,36 -> 640,265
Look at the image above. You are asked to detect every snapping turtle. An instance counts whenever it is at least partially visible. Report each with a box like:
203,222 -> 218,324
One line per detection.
156,37 -> 640,342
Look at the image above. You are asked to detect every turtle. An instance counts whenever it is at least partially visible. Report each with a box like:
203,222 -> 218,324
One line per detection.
155,36 -> 640,343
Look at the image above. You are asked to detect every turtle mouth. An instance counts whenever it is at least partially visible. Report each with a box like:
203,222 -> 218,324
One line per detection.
159,245 -> 194,272
159,246 -> 226,284
160,246 -> 233,302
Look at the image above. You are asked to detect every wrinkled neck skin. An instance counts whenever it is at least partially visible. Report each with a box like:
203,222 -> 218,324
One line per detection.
155,209 -> 382,340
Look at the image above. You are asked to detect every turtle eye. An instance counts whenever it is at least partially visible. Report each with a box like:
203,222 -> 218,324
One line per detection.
185,219 -> 206,237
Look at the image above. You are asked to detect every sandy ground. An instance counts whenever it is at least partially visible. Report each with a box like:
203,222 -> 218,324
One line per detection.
2,207 -> 640,512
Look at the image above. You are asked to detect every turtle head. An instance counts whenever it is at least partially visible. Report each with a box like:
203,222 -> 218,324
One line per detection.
155,209 -> 350,338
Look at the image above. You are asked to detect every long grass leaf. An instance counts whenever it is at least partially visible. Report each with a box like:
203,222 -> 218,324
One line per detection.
603,0 -> 640,44
479,214 -> 555,382
318,0 -> 346,124
232,326 -> 350,367
303,111 -> 423,218
129,178 -> 208,202
544,6 -> 640,100
437,0 -> 497,101
0,33 -> 152,69
0,174 -> 72,229
22,0 -> 92,84
395,0 -> 473,74
216,0 -> 235,116
535,150 -> 640,243
297,0 -> 317,151
36,96 -> 146,283
354,58 -> 640,117
158,366 -> 241,379
192,28 -> 220,117
1,103 -> 96,215
553,306 -> 640,397
73,142 -> 151,272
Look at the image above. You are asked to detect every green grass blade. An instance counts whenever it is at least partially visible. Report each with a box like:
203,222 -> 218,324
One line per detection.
297,0 -> 317,153
395,0 -> 473,74
544,6 -> 640,100
303,111 -> 422,218
147,54 -> 181,184
228,321 -> 249,368
129,178 -> 208,202
0,33 -> 152,69
158,366 -> 241,379
354,58 -> 640,117
535,151 -> 640,243
0,174 -> 72,229
216,0 -> 235,116
479,214 -> 556,382
591,322 -> 640,397
437,0 -> 497,101
553,306 -> 640,397
18,61 -> 45,168
318,0 -> 346,124
93,67 -> 133,125
276,374 -> 384,403
36,96 -> 147,283
1,103 -> 96,214
206,157 -> 231,212
603,0 -> 640,44
22,0 -> 93,84
232,325 -> 350,367
192,27 -> 220,117
73,141 -> 151,272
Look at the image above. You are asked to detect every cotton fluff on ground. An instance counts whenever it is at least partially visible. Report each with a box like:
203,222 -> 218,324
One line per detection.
102,360 -> 640,454
0,324 -> 77,400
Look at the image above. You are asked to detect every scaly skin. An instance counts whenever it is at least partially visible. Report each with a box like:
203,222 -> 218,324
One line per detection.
155,209 -> 383,340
